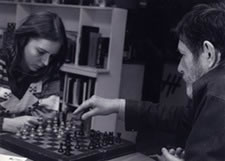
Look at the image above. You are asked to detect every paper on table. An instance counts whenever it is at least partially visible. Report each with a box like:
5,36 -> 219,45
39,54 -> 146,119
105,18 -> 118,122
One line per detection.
0,154 -> 27,161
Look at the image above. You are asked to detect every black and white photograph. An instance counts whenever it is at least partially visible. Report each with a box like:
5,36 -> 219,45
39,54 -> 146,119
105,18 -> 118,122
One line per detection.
0,0 -> 224,161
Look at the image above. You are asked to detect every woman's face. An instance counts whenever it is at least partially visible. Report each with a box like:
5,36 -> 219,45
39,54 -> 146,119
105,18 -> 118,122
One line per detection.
23,38 -> 61,72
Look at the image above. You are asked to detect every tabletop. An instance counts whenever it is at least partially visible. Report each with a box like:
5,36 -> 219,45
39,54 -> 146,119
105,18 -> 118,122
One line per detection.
0,147 -> 154,161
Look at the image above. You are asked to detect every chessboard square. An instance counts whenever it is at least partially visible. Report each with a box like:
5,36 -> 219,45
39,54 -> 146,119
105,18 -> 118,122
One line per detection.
46,147 -> 58,151
32,142 -> 44,146
48,138 -> 58,142
47,142 -> 58,147
33,137 -> 44,141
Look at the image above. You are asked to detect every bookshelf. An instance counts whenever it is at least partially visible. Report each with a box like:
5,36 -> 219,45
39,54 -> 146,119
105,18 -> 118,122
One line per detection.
0,1 -> 127,133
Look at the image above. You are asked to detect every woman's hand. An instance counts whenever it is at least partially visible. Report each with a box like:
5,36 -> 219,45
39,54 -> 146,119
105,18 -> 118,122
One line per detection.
2,116 -> 39,133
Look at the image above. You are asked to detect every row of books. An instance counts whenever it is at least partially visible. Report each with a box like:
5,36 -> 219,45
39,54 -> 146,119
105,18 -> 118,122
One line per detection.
63,75 -> 95,108
79,25 -> 110,68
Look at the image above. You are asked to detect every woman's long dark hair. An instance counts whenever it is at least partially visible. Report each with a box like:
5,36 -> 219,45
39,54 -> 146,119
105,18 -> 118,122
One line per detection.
12,11 -> 67,79
5,11 -> 68,98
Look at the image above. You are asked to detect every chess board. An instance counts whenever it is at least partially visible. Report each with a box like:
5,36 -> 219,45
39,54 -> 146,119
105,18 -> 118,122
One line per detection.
0,129 -> 136,161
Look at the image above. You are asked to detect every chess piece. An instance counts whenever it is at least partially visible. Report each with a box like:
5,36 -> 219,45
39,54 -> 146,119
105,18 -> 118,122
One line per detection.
16,129 -> 22,137
88,141 -> 94,150
108,132 -> 114,145
64,133 -> 72,156
30,127 -> 36,138
53,116 -> 58,125
64,146 -> 71,156
53,116 -> 59,133
115,132 -> 121,143
37,124 -> 44,136
21,128 -> 28,140
58,142 -> 64,153
45,119 -> 52,132
60,121 -> 65,130
71,122 -> 76,131
65,121 -> 71,131
75,141 -> 81,150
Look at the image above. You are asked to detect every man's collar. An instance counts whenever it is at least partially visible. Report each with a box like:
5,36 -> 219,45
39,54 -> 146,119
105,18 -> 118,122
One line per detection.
192,61 -> 225,99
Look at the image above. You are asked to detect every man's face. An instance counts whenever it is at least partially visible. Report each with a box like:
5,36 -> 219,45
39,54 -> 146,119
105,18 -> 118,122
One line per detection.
23,38 -> 61,72
177,40 -> 206,99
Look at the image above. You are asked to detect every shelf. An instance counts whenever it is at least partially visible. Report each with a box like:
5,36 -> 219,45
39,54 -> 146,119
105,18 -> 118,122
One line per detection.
18,2 -> 81,8
0,1 -> 17,5
0,1 -> 114,10
60,63 -> 109,78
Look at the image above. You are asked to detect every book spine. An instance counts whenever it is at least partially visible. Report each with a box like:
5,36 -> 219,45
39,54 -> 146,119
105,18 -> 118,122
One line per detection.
96,37 -> 109,68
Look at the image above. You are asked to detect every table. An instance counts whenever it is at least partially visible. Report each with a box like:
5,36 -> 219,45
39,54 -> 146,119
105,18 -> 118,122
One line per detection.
0,147 -> 154,161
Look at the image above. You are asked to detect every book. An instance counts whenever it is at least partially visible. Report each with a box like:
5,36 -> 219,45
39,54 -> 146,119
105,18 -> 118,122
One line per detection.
96,37 -> 110,68
67,78 -> 76,104
87,32 -> 101,67
79,25 -> 99,65
65,31 -> 77,63
65,38 -> 76,63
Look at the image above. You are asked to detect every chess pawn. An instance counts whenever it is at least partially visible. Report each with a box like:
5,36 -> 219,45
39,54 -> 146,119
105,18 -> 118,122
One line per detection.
57,132 -> 63,139
21,128 -> 28,139
53,124 -> 58,133
75,141 -> 81,150
58,142 -> 64,153
30,127 -> 36,138
71,122 -> 76,131
57,128 -> 64,138
115,132 -> 122,143
108,132 -> 114,145
37,124 -> 44,136
65,121 -> 71,131
16,129 -> 22,137
59,121 -> 65,130
38,117 -> 44,125
88,142 -> 94,150
45,119 -> 52,132
53,116 -> 58,125
53,116 -> 59,133
37,130 -> 44,137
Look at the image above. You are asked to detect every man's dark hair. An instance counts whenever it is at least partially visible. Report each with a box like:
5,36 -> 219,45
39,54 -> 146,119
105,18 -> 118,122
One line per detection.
175,2 -> 225,60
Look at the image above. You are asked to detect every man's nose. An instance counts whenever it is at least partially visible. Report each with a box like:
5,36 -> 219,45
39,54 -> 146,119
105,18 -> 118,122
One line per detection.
42,54 -> 50,66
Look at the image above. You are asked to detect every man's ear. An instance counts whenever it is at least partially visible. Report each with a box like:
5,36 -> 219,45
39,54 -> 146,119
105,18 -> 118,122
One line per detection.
202,40 -> 221,69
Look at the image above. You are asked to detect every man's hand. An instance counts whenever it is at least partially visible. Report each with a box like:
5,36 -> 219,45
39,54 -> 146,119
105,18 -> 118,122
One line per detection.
161,147 -> 185,161
2,116 -> 39,133
73,95 -> 123,120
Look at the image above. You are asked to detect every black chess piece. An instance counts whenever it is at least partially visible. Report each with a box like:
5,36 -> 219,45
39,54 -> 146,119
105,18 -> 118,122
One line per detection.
58,142 -> 64,153
106,132 -> 114,145
64,146 -> 71,156
115,132 -> 121,143
75,141 -> 81,150
88,141 -> 95,150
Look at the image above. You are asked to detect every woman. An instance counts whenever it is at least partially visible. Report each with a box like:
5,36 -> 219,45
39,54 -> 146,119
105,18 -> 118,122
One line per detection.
0,11 -> 67,133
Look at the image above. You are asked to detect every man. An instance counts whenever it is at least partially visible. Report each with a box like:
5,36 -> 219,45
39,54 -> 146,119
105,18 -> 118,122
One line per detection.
74,3 -> 225,161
